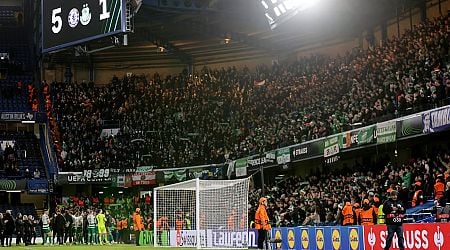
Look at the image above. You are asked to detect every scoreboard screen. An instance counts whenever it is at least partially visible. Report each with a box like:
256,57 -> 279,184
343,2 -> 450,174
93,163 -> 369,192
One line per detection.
42,0 -> 126,53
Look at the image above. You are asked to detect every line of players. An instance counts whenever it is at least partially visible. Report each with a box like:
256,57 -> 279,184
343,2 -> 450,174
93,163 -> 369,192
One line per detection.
39,208 -> 134,245
0,210 -> 38,247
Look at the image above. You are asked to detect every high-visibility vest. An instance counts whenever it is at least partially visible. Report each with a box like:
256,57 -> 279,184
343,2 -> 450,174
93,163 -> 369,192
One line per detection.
185,217 -> 191,230
377,205 -> 385,224
372,205 -> 379,216
254,205 -> 270,230
239,213 -> 246,229
175,219 -> 183,230
434,182 -> 445,200
117,220 -> 122,230
227,214 -> 235,230
157,217 -> 169,231
122,219 -> 128,229
359,208 -> 375,226
412,190 -> 423,207
342,203 -> 354,225
133,212 -> 144,231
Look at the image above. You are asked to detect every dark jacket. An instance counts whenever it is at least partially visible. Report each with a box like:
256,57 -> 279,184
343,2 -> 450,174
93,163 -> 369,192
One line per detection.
382,199 -> 405,225
64,213 -> 73,228
23,220 -> 31,235
4,213 -> 15,234
54,213 -> 66,231
0,216 -> 4,232
15,218 -> 24,235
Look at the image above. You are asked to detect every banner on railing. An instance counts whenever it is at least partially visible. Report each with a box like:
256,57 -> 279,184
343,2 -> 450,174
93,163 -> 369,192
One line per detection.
187,165 -> 224,180
422,106 -> 450,134
164,229 -> 258,248
324,135 -> 340,158
271,226 -> 364,250
235,158 -> 248,177
268,223 -> 450,250
340,126 -> 376,149
139,230 -> 155,246
398,115 -> 423,138
363,223 -> 450,250
276,148 -> 291,165
376,121 -> 397,144
247,151 -> 276,168
291,140 -> 324,161
57,168 -> 111,184
131,171 -> 156,186
0,179 -> 26,191
0,112 -> 34,121
27,179 -> 49,194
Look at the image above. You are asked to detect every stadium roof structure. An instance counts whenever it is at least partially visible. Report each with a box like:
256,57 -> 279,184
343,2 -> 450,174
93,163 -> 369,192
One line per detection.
46,0 -> 424,68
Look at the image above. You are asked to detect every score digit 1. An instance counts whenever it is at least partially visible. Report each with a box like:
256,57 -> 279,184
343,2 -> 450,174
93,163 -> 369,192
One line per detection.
99,0 -> 110,20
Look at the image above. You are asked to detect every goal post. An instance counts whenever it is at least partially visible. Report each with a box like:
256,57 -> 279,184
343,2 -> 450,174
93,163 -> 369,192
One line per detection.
153,178 -> 250,249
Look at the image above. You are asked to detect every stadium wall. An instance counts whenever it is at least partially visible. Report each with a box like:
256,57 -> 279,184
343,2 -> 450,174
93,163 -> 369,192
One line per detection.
43,63 -> 184,85
20,193 -> 46,209
0,0 -> 21,6
295,38 -> 360,57
195,56 -> 274,71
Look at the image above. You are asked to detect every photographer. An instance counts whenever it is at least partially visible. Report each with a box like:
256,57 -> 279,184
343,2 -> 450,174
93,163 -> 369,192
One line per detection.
382,190 -> 405,250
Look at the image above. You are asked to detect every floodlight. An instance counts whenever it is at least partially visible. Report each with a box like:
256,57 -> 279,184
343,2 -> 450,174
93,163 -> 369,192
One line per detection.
261,0 -> 321,30
278,4 -> 286,13
261,0 -> 269,9
274,7 -> 281,16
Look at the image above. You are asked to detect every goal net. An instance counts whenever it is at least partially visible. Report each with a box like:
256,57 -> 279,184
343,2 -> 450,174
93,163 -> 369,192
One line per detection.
154,178 -> 250,249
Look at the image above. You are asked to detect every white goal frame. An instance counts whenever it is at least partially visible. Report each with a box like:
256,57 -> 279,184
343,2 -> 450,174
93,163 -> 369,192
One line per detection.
153,178 -> 250,249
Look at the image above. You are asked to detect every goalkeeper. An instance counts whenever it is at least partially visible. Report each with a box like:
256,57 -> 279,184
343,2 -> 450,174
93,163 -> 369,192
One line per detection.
255,197 -> 271,250
96,209 -> 108,245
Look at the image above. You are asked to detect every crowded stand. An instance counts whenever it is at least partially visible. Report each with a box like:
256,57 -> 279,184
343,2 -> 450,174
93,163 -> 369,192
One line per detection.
1,1 -> 450,249
248,149 -> 450,228
50,14 -> 450,172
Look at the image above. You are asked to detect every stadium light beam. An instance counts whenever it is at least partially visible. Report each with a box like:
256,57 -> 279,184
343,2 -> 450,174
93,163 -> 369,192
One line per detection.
261,0 -> 269,9
261,0 -> 322,30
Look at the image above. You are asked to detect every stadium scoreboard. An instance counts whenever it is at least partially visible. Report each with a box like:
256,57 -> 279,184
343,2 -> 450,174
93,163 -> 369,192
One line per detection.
42,0 -> 126,53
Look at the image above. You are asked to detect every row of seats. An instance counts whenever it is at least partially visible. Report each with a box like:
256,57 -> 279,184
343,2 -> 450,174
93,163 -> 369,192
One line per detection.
1,132 -> 46,179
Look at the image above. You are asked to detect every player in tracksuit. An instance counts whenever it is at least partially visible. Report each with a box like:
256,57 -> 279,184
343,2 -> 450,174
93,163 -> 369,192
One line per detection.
73,212 -> 84,244
41,211 -> 51,245
87,210 -> 97,245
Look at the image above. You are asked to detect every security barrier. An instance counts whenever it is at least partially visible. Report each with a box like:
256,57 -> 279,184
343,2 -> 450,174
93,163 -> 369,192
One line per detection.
143,229 -> 259,248
363,223 -> 450,250
271,226 -> 364,250
271,223 -> 450,250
